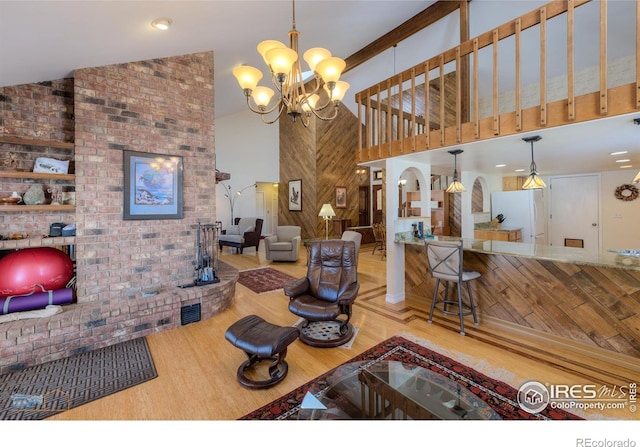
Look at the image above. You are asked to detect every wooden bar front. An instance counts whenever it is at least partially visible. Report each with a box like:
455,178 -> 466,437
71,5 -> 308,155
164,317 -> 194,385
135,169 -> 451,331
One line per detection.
403,242 -> 640,360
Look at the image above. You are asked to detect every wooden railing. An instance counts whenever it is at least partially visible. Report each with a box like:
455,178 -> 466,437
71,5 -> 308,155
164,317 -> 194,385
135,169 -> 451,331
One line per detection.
356,0 -> 640,162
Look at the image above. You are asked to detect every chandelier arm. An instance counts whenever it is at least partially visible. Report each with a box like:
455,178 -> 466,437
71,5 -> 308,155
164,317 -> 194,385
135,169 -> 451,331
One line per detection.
244,94 -> 284,116
259,102 -> 288,125
309,104 -> 340,121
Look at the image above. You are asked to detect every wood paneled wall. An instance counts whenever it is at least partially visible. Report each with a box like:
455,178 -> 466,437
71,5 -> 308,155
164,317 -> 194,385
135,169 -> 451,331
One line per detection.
404,243 -> 640,358
279,104 -> 360,239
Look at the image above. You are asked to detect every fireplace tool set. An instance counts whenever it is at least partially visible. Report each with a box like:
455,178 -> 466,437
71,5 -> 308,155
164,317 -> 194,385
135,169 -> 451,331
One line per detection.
188,222 -> 221,287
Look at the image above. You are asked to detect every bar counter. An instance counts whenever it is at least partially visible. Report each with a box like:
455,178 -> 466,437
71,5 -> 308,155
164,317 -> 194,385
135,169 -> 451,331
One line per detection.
395,232 -> 640,272
395,232 -> 640,360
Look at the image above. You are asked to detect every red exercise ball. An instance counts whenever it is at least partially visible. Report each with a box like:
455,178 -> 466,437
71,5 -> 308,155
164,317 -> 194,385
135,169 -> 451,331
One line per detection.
0,247 -> 74,298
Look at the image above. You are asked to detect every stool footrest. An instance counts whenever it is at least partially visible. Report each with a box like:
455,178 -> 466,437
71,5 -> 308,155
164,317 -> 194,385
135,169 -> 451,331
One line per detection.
225,315 -> 300,389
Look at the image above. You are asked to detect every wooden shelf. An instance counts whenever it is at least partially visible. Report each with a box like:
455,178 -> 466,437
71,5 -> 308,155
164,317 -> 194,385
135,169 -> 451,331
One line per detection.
0,236 -> 75,250
0,170 -> 74,181
0,136 -> 74,149
0,205 -> 75,212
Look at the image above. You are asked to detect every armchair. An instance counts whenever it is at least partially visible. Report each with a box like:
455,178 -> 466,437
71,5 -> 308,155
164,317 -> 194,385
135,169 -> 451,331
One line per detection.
218,217 -> 263,254
264,226 -> 301,262
285,240 -> 359,347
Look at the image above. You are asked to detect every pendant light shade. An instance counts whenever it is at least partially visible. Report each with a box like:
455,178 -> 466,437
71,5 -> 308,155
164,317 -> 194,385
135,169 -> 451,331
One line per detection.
522,136 -> 546,190
445,149 -> 466,193
633,170 -> 640,184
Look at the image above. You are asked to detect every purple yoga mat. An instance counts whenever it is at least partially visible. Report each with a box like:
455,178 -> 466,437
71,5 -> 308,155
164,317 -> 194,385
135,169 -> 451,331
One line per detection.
0,288 -> 73,314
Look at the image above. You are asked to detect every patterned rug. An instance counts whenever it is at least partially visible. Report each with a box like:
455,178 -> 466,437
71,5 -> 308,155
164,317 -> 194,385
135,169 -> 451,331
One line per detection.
240,335 -> 581,420
238,267 -> 297,294
0,337 -> 157,420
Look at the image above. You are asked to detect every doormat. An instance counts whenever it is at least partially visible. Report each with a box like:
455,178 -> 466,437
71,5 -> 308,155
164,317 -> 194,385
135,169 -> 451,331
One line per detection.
238,267 -> 297,294
240,335 -> 581,420
0,337 -> 157,420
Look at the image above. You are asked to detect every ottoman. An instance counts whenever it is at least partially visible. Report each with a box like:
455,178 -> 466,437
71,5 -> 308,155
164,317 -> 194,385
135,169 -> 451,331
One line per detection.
225,315 -> 300,389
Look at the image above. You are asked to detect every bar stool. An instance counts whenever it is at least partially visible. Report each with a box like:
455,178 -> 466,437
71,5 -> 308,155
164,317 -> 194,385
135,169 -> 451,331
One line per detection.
424,239 -> 479,335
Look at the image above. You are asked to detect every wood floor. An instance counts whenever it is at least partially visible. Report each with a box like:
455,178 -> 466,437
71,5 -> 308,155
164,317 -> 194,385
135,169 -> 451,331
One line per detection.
45,243 -> 637,422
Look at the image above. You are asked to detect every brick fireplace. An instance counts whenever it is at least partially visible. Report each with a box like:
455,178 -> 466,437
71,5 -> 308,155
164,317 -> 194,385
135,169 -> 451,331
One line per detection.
0,51 -> 236,374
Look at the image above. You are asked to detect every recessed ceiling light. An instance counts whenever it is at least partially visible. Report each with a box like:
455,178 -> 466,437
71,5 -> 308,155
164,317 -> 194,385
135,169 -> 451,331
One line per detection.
495,164 -> 506,168
151,17 -> 172,30
610,151 -> 628,155
620,165 -> 633,169
616,159 -> 631,163
514,168 -> 525,172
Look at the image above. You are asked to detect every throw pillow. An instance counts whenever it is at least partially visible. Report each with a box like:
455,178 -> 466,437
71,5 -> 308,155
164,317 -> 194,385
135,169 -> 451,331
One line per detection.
226,225 -> 240,235
244,226 -> 255,234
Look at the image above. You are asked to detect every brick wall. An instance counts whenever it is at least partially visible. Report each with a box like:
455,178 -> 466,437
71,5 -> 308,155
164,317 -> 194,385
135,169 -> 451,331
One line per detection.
0,79 -> 75,237
73,52 -> 217,302
0,52 -> 236,373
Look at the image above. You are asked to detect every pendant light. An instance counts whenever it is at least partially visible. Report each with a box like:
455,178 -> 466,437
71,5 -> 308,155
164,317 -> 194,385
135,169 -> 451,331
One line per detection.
633,170 -> 640,184
522,135 -> 546,190
445,149 -> 466,193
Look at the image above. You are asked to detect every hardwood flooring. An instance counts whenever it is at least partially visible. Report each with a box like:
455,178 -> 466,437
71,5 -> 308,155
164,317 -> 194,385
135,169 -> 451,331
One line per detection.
40,243 -> 637,428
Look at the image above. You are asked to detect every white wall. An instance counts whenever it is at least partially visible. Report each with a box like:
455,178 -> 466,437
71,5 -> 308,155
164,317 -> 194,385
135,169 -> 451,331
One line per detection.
601,170 -> 640,251
215,109 -> 279,229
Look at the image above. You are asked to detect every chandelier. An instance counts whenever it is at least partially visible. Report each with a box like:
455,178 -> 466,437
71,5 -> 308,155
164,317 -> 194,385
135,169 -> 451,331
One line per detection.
232,0 -> 349,127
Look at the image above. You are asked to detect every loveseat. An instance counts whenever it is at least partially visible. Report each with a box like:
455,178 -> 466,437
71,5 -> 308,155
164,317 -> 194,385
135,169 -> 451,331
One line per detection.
218,217 -> 263,254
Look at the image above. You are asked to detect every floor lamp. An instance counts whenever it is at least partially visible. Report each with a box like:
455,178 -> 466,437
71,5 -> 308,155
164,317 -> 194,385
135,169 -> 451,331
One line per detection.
318,204 -> 336,240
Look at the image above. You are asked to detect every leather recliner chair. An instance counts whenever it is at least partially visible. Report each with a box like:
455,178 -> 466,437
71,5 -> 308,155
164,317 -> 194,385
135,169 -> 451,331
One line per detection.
285,239 -> 359,347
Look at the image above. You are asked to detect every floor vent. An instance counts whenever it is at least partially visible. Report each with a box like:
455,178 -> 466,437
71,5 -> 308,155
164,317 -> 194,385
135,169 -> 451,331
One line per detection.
181,303 -> 201,325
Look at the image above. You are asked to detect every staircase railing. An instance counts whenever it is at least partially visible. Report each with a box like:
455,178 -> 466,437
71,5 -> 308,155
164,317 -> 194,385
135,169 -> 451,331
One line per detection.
355,0 -> 640,163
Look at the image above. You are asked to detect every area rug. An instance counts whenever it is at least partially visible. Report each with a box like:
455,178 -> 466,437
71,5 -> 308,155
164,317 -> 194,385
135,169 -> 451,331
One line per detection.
0,337 -> 157,420
238,267 -> 297,294
240,335 -> 581,420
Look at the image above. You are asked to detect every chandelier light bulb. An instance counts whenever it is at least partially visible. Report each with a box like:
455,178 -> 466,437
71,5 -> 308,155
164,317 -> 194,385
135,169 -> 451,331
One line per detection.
315,57 -> 346,84
326,80 -> 350,102
302,94 -> 320,112
303,47 -> 332,71
257,40 -> 286,65
264,47 -> 298,77
251,86 -> 276,108
232,65 -> 263,92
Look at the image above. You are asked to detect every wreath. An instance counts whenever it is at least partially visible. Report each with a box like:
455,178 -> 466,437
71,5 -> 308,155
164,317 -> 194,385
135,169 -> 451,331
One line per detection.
614,184 -> 639,201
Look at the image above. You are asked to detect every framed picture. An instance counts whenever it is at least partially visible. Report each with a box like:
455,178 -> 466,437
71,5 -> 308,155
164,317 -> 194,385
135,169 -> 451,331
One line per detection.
288,179 -> 302,211
335,186 -> 347,209
123,150 -> 183,220
374,170 -> 383,180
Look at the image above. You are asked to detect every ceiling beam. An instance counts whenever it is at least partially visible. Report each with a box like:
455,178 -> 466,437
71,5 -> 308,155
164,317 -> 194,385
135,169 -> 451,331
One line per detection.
343,1 -> 467,74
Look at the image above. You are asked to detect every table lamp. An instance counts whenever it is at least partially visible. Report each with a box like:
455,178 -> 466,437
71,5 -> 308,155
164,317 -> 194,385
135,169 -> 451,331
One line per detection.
318,203 -> 336,240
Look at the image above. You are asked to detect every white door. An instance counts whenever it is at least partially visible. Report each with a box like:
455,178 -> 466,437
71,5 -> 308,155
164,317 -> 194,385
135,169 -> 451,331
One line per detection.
549,174 -> 600,250
255,191 -> 266,235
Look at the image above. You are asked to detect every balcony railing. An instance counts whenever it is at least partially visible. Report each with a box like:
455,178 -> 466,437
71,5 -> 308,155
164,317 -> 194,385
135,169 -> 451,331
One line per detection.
356,0 -> 640,162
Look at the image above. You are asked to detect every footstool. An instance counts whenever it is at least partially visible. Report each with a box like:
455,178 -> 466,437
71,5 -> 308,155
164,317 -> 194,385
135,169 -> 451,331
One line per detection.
225,315 -> 300,389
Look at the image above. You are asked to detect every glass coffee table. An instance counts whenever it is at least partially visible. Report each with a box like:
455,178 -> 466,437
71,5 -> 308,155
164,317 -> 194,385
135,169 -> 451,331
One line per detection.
298,360 -> 500,420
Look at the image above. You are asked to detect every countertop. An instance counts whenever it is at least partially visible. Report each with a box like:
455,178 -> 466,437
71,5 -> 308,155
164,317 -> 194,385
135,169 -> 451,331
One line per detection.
474,225 -> 523,233
394,232 -> 640,272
